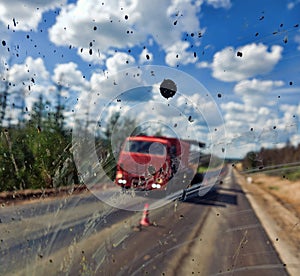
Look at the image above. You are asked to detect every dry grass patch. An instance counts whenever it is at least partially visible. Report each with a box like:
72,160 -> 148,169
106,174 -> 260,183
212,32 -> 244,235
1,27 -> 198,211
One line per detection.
251,174 -> 300,217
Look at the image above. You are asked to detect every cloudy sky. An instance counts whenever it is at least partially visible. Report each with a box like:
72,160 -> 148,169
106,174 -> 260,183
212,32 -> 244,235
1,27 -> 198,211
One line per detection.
0,0 -> 300,158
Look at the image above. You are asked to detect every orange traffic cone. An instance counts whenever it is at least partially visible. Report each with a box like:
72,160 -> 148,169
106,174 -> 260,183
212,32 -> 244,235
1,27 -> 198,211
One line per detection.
139,203 -> 151,226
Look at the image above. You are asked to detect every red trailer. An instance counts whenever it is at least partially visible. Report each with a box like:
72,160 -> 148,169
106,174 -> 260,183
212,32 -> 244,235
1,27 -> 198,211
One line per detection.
115,135 -> 205,190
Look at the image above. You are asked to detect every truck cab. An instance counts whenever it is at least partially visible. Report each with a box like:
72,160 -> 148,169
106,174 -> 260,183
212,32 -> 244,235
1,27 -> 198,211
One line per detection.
115,135 -> 194,190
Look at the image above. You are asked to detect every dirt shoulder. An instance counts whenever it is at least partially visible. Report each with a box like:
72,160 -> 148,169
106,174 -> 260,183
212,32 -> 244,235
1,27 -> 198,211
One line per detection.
235,169 -> 300,275
247,173 -> 300,216
0,184 -> 90,206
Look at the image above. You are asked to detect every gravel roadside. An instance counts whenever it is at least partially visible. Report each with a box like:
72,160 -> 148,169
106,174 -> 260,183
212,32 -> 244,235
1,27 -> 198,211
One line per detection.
235,169 -> 300,276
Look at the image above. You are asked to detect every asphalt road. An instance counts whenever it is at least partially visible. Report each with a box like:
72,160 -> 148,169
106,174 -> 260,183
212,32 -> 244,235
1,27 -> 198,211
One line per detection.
0,165 -> 288,275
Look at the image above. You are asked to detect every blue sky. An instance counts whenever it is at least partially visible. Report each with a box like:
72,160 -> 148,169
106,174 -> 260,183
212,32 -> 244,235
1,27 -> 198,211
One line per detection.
0,0 -> 300,158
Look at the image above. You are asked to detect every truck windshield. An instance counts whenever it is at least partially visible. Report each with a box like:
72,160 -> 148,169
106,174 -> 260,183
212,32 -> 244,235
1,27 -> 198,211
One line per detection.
125,141 -> 166,156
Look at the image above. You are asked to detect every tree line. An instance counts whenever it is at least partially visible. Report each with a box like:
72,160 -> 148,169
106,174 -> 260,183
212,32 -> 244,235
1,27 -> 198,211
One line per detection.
242,142 -> 300,179
0,78 -> 141,192
0,93 -> 75,192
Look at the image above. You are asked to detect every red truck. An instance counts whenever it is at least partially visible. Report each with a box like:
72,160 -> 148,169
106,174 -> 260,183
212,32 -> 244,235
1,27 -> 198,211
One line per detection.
115,135 -> 205,190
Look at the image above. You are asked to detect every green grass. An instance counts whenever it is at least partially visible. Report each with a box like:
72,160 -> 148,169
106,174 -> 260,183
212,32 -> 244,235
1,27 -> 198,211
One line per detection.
268,185 -> 280,191
197,166 -> 208,173
265,168 -> 300,182
284,170 -> 300,181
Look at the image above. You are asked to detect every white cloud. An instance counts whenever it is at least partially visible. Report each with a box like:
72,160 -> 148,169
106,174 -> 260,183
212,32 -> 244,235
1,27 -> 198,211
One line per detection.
174,93 -> 224,128
221,101 -> 262,126
2,58 -> 92,120
166,0 -> 202,37
165,41 -> 198,67
49,0 -> 140,52
76,47 -> 107,65
287,0 -> 300,10
90,71 -> 108,95
205,0 -> 232,9
279,104 -> 300,134
280,104 -> 300,117
234,78 -> 284,106
139,48 -> 153,64
196,61 -> 210,68
86,65 -> 145,120
290,134 -> 300,146
52,62 -> 90,92
0,26 -> 10,66
211,43 -> 283,82
123,100 -> 209,141
106,52 -> 135,74
7,56 -> 49,90
2,57 -> 52,113
234,79 -> 284,95
48,0 -> 204,65
294,33 -> 300,51
221,101 -> 271,138
219,100 -> 300,157
0,0 -> 66,31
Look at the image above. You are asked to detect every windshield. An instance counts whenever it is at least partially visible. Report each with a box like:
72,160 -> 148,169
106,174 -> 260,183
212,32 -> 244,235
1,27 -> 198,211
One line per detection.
124,140 -> 167,155
1,1 -> 299,275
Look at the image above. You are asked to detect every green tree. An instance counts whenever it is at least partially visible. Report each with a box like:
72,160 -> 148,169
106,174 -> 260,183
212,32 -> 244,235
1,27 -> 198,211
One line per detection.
98,112 -> 142,180
25,95 -> 73,188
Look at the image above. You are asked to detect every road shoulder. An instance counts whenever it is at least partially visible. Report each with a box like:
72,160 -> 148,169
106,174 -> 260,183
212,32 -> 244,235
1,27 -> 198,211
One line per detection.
235,169 -> 300,276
